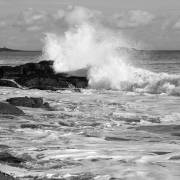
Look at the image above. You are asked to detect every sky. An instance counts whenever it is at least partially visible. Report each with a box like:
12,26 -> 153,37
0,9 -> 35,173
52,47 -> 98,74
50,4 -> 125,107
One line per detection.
1,0 -> 180,50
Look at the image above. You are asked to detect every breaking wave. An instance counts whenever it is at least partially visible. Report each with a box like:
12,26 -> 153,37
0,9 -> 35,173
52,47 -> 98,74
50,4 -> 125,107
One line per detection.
43,6 -> 180,96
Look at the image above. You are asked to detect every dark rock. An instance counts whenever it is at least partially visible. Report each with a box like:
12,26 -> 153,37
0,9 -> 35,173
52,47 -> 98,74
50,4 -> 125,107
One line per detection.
0,145 -> 10,149
20,124 -> 41,129
0,79 -> 21,88
152,151 -> 171,155
7,97 -> 50,108
68,173 -> 94,180
136,125 -> 180,134
0,171 -> 17,180
105,137 -> 132,141
0,102 -> 24,115
58,121 -> 74,127
169,155 -> 180,160
0,60 -> 88,90
0,152 -> 25,166
171,132 -> 180,137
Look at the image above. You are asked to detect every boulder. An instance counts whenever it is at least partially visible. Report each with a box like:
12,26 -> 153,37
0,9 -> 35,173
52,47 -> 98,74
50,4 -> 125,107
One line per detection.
0,102 -> 24,115
0,152 -> 25,166
0,60 -> 88,90
0,79 -> 21,88
0,171 -> 17,180
6,97 -> 50,109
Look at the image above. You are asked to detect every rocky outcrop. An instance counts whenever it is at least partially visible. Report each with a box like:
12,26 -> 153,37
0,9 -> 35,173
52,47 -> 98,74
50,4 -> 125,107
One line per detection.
0,152 -> 25,166
0,171 -> 17,180
6,97 -> 50,109
0,79 -> 22,88
0,102 -> 24,115
0,60 -> 88,90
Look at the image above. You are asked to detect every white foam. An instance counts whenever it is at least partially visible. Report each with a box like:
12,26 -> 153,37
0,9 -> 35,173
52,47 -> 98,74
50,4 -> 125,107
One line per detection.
43,6 -> 180,96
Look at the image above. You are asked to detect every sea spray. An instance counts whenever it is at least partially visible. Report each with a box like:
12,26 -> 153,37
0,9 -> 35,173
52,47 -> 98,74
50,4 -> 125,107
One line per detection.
43,6 -> 180,95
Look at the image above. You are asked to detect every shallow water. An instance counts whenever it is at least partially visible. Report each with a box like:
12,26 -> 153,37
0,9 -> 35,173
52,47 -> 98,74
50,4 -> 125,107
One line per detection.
0,88 -> 179,180
0,51 -> 180,179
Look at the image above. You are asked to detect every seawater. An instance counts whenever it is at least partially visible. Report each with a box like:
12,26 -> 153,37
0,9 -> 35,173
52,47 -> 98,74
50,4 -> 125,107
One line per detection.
0,50 -> 180,180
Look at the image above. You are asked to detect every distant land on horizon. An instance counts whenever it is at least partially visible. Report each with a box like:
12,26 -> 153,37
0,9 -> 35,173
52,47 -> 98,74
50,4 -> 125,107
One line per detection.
0,47 -> 41,52
1,47 -> 180,53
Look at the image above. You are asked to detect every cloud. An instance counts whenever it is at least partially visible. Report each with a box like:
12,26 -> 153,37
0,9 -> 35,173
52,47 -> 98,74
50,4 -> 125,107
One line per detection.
173,20 -> 180,29
64,6 -> 101,25
113,10 -> 155,28
0,21 -> 6,27
1,5 -> 180,50
15,8 -> 48,26
7,6 -> 103,34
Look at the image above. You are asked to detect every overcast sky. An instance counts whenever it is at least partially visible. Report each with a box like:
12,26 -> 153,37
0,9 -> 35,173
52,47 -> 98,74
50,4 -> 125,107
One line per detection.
1,0 -> 180,50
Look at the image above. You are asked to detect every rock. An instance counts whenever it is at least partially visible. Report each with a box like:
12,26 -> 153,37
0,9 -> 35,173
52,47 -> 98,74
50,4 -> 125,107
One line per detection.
136,125 -> 180,134
0,171 -> 17,180
152,151 -> 171,155
58,120 -> 74,127
0,152 -> 25,166
6,97 -> 50,108
0,102 -> 24,115
0,79 -> 21,88
0,145 -> 10,149
169,155 -> 180,160
16,77 -> 70,90
0,60 -> 88,90
20,124 -> 41,129
171,132 -> 180,137
105,137 -> 132,141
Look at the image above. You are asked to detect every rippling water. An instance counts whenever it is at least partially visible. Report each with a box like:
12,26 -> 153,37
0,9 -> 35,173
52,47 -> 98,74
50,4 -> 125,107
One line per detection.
0,51 -> 180,180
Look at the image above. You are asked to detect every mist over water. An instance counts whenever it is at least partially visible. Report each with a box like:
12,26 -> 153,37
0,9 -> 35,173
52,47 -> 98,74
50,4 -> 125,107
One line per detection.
43,6 -> 180,96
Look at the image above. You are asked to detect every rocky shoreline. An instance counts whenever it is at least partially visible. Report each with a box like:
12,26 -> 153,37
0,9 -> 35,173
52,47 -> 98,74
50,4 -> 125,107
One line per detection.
0,60 -> 88,90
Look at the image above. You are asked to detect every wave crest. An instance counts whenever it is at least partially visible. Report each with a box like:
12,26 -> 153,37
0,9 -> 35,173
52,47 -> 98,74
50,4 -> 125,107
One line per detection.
42,6 -> 180,96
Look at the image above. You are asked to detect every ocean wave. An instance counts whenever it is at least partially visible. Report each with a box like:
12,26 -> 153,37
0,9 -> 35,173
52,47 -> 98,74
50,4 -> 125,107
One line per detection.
42,6 -> 180,96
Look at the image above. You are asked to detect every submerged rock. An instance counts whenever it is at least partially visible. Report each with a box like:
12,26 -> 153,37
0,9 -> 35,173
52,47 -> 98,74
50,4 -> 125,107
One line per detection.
0,152 -> 25,166
58,120 -> 74,127
0,102 -> 24,115
0,79 -> 21,88
20,124 -> 42,129
0,171 -> 17,180
136,125 -> 180,134
169,155 -> 180,160
0,60 -> 88,90
7,97 -> 50,109
105,136 -> 132,141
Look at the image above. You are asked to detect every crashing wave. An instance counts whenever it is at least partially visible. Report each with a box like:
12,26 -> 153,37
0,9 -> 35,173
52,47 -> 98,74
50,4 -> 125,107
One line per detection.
42,7 -> 180,96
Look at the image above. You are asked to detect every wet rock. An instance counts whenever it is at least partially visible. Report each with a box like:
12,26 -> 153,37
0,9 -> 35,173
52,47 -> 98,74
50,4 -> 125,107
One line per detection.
17,77 -> 70,90
0,79 -> 21,88
20,124 -> 41,129
117,117 -> 140,123
136,125 -> 180,134
0,102 -> 24,115
68,173 -> 94,180
0,171 -> 17,180
0,60 -> 88,90
169,155 -> 180,160
105,136 -> 132,141
0,145 -> 10,150
152,151 -> 171,155
73,88 -> 81,93
7,97 -> 50,109
0,152 -> 25,166
171,132 -> 180,137
58,121 -> 74,127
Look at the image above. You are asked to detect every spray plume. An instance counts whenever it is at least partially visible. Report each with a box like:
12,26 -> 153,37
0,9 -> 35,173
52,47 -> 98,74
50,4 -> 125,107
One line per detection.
43,6 -> 180,95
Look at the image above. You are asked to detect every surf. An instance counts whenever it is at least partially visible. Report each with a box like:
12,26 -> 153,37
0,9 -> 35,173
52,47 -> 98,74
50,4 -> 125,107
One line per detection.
42,6 -> 180,96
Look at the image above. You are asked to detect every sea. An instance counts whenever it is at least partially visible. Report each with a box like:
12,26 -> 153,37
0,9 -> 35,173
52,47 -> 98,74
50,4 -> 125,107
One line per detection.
0,50 -> 180,180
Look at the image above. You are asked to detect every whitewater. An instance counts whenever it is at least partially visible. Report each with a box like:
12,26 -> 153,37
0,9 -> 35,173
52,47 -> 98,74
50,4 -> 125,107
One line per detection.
43,20 -> 180,96
0,6 -> 180,180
